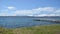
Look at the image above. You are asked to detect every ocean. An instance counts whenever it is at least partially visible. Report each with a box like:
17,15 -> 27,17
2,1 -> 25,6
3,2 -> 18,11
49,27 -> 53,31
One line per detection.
0,16 -> 60,28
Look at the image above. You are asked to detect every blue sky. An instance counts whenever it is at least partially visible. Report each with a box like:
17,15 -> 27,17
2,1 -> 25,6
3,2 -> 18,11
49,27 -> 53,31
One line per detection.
0,0 -> 60,16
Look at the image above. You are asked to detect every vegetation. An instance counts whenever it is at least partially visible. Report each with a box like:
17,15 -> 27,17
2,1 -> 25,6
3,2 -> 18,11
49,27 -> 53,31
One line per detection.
0,24 -> 60,34
0,28 -> 13,34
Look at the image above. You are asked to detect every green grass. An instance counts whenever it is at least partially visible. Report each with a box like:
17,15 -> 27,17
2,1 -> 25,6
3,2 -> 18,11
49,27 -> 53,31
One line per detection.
0,28 -> 13,34
0,24 -> 60,34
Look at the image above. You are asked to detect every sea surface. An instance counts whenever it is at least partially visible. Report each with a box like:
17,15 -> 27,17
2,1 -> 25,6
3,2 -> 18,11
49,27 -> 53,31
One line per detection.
0,16 -> 60,28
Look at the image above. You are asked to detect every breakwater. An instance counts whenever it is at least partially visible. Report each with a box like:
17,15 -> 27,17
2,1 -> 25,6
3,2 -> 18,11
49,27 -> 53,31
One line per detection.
34,19 -> 60,23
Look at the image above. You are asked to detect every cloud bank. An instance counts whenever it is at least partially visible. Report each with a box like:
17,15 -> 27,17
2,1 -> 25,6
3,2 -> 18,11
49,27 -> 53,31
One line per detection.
0,6 -> 60,16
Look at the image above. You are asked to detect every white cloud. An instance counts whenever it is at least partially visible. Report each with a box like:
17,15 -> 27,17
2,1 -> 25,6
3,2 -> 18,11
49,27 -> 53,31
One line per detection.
0,7 -> 60,16
14,7 -> 56,16
55,9 -> 60,13
37,14 -> 48,16
7,6 -> 16,10
14,9 -> 40,16
35,14 -> 59,17
43,7 -> 55,11
32,7 -> 55,12
0,12 -> 16,16
0,13 -> 8,16
14,10 -> 32,16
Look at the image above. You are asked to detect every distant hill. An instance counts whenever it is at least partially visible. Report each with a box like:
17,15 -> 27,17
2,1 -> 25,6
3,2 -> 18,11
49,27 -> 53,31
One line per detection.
0,16 -> 60,18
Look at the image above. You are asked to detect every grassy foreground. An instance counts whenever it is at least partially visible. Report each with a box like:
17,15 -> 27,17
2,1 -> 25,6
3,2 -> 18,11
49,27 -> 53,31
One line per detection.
0,24 -> 60,34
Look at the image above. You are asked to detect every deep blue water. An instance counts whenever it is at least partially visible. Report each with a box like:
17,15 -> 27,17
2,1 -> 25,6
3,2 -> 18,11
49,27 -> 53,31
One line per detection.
0,16 -> 60,28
